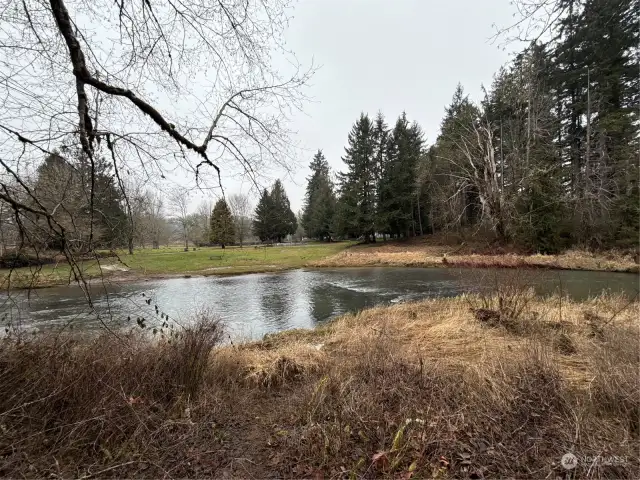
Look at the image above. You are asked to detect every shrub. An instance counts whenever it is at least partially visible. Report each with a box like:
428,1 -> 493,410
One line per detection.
0,315 -> 222,476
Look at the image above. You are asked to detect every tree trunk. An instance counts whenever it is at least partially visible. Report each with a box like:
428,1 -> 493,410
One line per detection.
585,68 -> 591,187
417,193 -> 423,236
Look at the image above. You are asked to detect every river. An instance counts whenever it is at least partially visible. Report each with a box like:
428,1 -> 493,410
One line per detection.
1,267 -> 637,339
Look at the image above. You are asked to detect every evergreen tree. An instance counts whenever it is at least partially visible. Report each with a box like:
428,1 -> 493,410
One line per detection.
379,113 -> 425,237
430,85 -> 482,230
253,188 -> 274,242
372,112 -> 390,235
336,113 -> 376,241
31,150 -> 127,251
311,177 -> 336,241
270,179 -> 297,242
209,198 -> 234,248
326,0 -> 638,252
253,181 -> 297,243
514,166 -> 570,253
302,150 -> 336,240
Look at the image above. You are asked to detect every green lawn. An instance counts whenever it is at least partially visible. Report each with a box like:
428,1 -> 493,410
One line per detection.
1,243 -> 351,288
117,243 -> 350,274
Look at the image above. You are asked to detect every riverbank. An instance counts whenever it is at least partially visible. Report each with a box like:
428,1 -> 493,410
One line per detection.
310,238 -> 640,273
1,293 -> 637,478
1,238 -> 637,290
0,242 -> 351,289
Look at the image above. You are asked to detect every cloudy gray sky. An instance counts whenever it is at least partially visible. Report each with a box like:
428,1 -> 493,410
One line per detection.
258,0 -> 522,213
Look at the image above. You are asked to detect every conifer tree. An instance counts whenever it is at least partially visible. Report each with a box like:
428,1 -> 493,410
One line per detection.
302,150 -> 336,240
430,85 -> 482,230
209,198 -> 234,248
336,113 -> 376,241
379,113 -> 425,237
253,181 -> 297,243
253,188 -> 274,242
372,112 -> 390,235
270,179 -> 297,242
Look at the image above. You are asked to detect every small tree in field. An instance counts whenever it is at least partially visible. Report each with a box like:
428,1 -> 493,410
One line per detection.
210,199 -> 234,248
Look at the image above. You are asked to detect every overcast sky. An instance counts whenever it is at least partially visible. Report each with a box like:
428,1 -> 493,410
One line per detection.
210,0 -> 523,213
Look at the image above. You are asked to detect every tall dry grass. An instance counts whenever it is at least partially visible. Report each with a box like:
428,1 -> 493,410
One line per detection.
309,240 -> 639,273
0,317 -> 222,477
0,293 -> 638,478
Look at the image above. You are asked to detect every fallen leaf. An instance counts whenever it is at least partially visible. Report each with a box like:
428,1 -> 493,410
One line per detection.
372,451 -> 389,469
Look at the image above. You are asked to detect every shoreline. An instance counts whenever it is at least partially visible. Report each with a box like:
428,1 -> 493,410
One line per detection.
2,248 -> 638,291
2,264 -> 297,290
309,246 -> 640,274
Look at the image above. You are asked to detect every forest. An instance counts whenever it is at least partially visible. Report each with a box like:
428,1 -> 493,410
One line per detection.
0,0 -> 636,263
302,0 -> 638,253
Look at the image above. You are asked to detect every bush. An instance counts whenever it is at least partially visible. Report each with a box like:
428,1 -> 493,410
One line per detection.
0,252 -> 52,268
0,315 -> 223,477
466,269 -> 537,332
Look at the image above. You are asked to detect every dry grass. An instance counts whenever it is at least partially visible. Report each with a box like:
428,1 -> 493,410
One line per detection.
0,294 -> 638,478
310,237 -> 639,273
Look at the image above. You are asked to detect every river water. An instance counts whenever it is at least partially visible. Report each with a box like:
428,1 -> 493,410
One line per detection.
1,267 -> 637,339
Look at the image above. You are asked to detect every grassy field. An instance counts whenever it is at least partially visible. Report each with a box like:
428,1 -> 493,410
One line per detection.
0,242 -> 351,288
117,243 -> 351,274
1,291 -> 637,478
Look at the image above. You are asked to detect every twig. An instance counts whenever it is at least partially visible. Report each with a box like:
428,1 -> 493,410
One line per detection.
79,461 -> 136,479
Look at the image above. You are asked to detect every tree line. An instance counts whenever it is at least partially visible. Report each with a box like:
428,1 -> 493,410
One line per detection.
302,0 -> 638,252
1,0 -> 635,257
0,146 -> 301,255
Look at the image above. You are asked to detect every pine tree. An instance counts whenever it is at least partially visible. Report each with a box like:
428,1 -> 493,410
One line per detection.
302,150 -> 336,241
89,156 -> 128,248
309,176 -> 336,241
210,198 -> 234,248
545,0 -> 639,246
515,166 -> 570,254
253,181 -> 297,243
253,188 -> 274,242
32,151 -> 127,251
379,113 -> 425,237
270,180 -> 297,242
372,112 -> 390,235
336,113 -> 376,241
431,85 -> 482,230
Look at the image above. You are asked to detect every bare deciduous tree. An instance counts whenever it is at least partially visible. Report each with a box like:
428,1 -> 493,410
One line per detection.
228,193 -> 252,247
168,188 -> 191,251
195,200 -> 213,246
127,186 -> 169,249
0,0 -> 313,292
453,117 -> 508,240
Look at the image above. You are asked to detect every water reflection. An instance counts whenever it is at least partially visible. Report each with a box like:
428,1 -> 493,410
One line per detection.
309,283 -> 338,322
258,274 -> 291,329
0,267 -> 637,340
